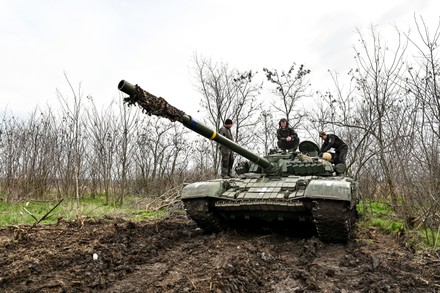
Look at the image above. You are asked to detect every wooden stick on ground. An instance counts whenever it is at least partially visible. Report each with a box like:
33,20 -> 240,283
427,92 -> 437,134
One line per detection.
15,198 -> 64,240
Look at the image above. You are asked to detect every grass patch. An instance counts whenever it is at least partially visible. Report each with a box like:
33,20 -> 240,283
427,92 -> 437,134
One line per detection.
0,195 -> 171,227
357,200 -> 404,234
357,199 -> 440,251
420,227 -> 440,248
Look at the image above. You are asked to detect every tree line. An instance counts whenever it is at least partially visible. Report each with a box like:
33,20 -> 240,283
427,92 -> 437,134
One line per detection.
1,18 -> 439,241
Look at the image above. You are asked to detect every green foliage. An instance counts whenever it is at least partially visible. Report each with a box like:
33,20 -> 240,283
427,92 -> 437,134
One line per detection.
0,195 -> 170,227
370,218 -> 404,234
421,228 -> 440,248
0,201 -> 36,226
358,200 -> 404,234
358,201 -> 392,216
358,200 -> 440,251
126,209 -> 168,221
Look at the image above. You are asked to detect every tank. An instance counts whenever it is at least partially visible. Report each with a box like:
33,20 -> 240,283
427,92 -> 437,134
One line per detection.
118,80 -> 358,243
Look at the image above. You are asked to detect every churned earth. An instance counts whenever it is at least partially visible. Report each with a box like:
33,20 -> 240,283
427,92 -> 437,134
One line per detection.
0,216 -> 439,293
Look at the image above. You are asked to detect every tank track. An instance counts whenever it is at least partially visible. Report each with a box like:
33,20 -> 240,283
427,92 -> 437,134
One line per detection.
183,199 -> 224,233
312,200 -> 355,243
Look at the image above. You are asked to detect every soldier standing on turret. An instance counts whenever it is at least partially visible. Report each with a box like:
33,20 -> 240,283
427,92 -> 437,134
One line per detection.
219,119 -> 234,178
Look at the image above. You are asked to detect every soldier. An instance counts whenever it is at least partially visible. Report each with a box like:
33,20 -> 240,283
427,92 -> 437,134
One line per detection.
319,131 -> 348,165
218,119 -> 234,178
277,118 -> 299,152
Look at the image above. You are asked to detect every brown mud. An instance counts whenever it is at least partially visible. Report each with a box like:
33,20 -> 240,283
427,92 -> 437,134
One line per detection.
0,216 -> 438,292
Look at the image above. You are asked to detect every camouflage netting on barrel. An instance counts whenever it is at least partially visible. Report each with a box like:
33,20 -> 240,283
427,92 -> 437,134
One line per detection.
123,85 -> 185,122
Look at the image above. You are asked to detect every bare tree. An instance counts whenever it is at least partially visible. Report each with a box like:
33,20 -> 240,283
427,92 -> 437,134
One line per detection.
263,63 -> 312,126
20,109 -> 59,198
0,113 -> 25,201
83,98 -> 117,204
189,138 -> 215,178
131,116 -> 178,195
55,74 -> 87,199
192,54 -> 262,174
349,25 -> 409,206
254,109 -> 277,155
230,70 -> 263,147
401,16 -> 440,235
165,123 -> 192,183
114,98 -> 138,205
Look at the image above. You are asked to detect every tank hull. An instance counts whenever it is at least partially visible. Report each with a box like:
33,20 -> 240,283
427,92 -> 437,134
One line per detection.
181,175 -> 357,243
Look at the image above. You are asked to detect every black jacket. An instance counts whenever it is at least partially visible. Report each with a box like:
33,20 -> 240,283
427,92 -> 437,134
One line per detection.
277,127 -> 297,141
320,134 -> 347,152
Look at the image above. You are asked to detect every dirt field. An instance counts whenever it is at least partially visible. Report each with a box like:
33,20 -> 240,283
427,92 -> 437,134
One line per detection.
0,216 -> 439,293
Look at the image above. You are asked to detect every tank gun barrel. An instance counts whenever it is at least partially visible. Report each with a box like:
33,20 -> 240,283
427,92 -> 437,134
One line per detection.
118,80 -> 277,173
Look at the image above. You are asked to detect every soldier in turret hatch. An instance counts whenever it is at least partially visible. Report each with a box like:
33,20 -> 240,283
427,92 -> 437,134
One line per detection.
319,131 -> 348,165
218,118 -> 234,178
277,118 -> 299,152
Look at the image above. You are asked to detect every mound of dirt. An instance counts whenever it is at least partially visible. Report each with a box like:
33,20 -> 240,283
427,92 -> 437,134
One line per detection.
0,216 -> 438,292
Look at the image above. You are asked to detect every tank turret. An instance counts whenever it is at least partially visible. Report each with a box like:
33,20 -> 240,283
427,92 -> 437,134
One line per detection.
118,80 -> 358,243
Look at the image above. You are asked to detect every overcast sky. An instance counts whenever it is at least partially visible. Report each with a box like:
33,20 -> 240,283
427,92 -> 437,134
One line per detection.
1,0 -> 439,117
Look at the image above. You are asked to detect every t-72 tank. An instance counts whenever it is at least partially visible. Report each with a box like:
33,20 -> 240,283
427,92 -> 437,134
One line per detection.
118,80 -> 358,243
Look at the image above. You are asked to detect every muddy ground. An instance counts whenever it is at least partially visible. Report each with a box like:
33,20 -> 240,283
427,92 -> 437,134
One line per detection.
0,216 -> 439,293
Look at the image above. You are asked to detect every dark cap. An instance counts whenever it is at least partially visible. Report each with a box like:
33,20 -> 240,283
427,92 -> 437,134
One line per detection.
319,131 -> 326,137
225,118 -> 233,125
279,118 -> 288,127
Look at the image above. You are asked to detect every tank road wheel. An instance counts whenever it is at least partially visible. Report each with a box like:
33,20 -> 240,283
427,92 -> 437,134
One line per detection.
183,199 -> 224,233
312,200 -> 355,243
